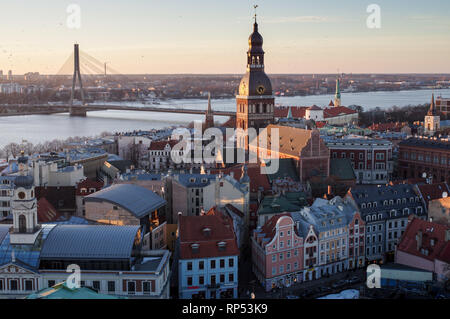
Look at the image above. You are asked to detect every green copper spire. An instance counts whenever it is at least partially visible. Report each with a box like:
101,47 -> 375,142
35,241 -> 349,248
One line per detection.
334,77 -> 341,107
287,106 -> 293,119
335,78 -> 341,99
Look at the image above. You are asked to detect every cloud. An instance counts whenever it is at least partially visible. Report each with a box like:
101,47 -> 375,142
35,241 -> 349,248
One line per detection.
264,16 -> 328,24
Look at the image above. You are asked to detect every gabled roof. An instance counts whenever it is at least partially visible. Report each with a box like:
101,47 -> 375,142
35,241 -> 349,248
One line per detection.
37,197 -> 61,223
274,106 -> 308,118
210,163 -> 271,193
76,178 -> 103,196
40,225 -> 141,260
35,186 -> 76,212
323,106 -> 357,118
330,158 -> 356,181
397,218 -> 450,264
416,182 -> 450,208
149,140 -> 178,151
179,214 -> 239,259
254,124 -> 316,158
84,184 -> 166,218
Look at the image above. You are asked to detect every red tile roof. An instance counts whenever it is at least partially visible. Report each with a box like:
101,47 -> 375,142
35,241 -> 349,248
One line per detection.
179,214 -> 239,259
369,122 -> 408,132
417,182 -> 450,208
210,163 -> 271,193
76,178 -> 103,196
323,106 -> 357,118
315,121 -> 327,128
274,106 -> 307,118
148,140 -> 178,151
397,218 -> 450,263
37,197 -> 61,223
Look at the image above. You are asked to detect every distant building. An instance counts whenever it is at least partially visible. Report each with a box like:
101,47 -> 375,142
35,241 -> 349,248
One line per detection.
436,96 -> 450,119
398,136 -> 450,184
424,94 -> 440,135
325,136 -> 393,185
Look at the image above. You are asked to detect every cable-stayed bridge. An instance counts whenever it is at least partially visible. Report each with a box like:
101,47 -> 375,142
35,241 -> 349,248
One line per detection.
1,44 -> 235,118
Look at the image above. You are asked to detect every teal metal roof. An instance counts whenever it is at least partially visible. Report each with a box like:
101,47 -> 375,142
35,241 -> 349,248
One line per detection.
40,225 -> 140,260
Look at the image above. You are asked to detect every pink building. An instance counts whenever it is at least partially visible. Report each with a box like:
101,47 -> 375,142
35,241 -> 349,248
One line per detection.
251,213 -> 304,291
395,217 -> 450,282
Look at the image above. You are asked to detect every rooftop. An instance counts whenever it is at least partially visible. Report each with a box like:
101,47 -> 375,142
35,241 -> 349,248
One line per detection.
84,184 -> 166,218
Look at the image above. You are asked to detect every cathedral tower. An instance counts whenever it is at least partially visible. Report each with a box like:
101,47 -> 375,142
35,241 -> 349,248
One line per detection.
236,13 -> 274,145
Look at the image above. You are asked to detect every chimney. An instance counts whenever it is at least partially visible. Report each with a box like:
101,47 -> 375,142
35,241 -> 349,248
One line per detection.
416,231 -> 423,250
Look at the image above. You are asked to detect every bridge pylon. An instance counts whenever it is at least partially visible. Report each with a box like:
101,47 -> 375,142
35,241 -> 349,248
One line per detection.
69,44 -> 87,117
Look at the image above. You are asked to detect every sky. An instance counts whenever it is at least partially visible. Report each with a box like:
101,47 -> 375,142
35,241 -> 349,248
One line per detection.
0,0 -> 449,74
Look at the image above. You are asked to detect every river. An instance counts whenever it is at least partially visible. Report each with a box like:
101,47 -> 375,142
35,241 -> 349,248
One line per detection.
0,88 -> 449,148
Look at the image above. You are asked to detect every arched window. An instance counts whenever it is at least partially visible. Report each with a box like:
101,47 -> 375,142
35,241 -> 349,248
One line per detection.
19,215 -> 27,233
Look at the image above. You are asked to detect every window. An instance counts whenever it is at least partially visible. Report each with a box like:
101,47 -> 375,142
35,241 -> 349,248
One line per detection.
187,277 -> 193,286
92,281 -> 100,291
199,276 -> 204,285
143,282 -> 151,293
48,280 -> 56,288
10,280 -> 18,291
199,261 -> 204,270
211,260 -> 216,269
220,274 -> 225,283
229,274 -> 234,282
25,280 -> 33,291
211,275 -> 216,285
108,281 -> 115,292
220,259 -> 225,268
187,262 -> 192,271
127,281 -> 136,293
228,258 -> 234,268
0,280 -> 3,291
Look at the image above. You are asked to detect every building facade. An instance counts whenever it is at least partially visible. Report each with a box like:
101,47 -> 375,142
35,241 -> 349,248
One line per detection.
251,214 -> 304,291
325,136 -> 393,185
178,214 -> 239,299
398,137 -> 450,184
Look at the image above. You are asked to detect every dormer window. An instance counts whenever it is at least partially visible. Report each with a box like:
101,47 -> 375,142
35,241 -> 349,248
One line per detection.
202,227 -> 211,237
217,241 -> 227,251
191,243 -> 200,254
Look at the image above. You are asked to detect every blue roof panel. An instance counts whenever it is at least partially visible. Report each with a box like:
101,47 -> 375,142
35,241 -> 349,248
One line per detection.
40,225 -> 140,260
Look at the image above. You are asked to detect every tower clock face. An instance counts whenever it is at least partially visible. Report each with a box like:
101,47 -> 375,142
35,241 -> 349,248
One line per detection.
257,85 -> 265,95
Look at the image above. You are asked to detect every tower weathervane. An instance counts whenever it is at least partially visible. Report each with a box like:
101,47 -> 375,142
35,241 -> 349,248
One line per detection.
253,4 -> 258,23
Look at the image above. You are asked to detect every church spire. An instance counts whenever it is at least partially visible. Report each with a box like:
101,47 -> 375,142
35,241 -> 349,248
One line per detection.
205,92 -> 214,129
428,93 -> 436,116
334,77 -> 341,107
